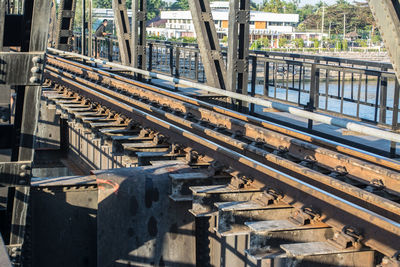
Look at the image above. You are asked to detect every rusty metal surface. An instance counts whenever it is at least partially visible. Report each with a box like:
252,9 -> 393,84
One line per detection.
45,56 -> 400,199
30,176 -> 97,267
43,59 -> 400,219
96,165 -> 196,266
47,54 -> 400,172
43,68 -> 400,260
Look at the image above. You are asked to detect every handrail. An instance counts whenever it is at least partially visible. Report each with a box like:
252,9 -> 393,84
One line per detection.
48,47 -> 400,143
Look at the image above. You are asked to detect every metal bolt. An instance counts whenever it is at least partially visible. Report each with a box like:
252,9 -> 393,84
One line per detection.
32,56 -> 42,64
19,172 -> 26,178
31,66 -> 41,74
29,76 -> 40,83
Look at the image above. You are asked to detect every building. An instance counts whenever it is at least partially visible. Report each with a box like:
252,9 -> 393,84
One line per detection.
93,5 -> 325,47
153,8 -> 299,41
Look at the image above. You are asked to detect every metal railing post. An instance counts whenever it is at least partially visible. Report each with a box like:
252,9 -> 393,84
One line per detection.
174,46 -> 180,89
263,54 -> 269,97
380,67 -> 388,124
194,52 -> 199,82
390,79 -> 399,157
107,38 -> 113,62
148,42 -> 153,72
169,44 -> 174,76
94,37 -> 98,58
307,63 -> 319,131
250,55 -> 257,114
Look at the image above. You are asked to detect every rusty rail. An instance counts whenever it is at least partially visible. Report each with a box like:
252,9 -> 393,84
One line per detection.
43,54 -> 400,259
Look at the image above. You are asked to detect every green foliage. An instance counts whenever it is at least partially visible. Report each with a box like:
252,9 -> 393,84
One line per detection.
93,0 -> 111,8
310,38 -> 319,48
371,34 -> 381,44
301,1 -> 375,35
278,37 -> 288,47
293,38 -> 304,48
250,37 -> 270,50
262,0 -> 299,13
335,41 -> 342,50
341,39 -> 348,50
355,39 -> 368,47
170,0 -> 189,10
94,0 -> 165,20
147,34 -> 167,40
181,36 -> 197,43
125,0 -> 166,19
298,4 -> 316,21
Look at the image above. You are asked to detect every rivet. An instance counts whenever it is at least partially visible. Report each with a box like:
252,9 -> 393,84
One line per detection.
29,76 -> 40,83
31,66 -> 41,74
32,56 -> 42,64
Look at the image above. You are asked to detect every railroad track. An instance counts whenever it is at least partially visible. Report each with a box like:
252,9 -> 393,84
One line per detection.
42,52 -> 400,266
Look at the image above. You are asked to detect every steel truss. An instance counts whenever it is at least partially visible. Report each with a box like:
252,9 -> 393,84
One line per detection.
131,0 -> 146,77
55,0 -> 77,51
0,0 -> 51,264
112,0 -> 132,65
188,0 -> 227,89
227,0 -> 250,110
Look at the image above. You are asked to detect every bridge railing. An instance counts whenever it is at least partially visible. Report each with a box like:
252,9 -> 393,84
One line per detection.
69,37 -> 399,140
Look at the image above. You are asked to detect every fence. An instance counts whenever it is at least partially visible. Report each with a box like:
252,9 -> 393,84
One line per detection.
69,35 -> 400,155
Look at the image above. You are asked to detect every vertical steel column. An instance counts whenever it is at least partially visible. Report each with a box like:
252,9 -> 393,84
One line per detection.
81,0 -> 86,55
0,0 -> 4,51
88,0 -> 92,56
5,0 -> 51,263
227,0 -> 250,110
188,0 -> 227,89
47,0 -> 57,47
131,0 -> 146,78
368,0 -> 400,84
112,0 -> 131,65
55,0 -> 77,51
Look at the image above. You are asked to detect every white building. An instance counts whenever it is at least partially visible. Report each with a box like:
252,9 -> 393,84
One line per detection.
152,7 -> 299,40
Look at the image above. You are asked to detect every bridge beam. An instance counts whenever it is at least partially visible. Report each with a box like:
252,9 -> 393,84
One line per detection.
368,0 -> 400,84
112,0 -> 132,65
55,0 -> 77,51
227,0 -> 250,110
188,0 -> 227,89
131,0 -> 147,77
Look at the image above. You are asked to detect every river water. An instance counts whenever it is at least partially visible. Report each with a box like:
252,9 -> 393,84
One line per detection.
251,79 -> 398,125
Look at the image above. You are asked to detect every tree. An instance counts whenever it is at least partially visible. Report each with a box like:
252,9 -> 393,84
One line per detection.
94,0 -> 111,8
298,4 -> 316,21
262,0 -> 298,13
250,37 -> 269,50
278,37 -> 288,47
170,0 -> 189,10
301,1 -> 374,35
293,38 -> 304,48
125,0 -> 166,19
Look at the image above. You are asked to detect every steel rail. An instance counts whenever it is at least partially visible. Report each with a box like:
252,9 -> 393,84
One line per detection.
48,48 -> 400,143
46,54 -> 400,172
45,66 -> 400,205
45,56 -> 400,198
44,68 -> 400,258
45,65 -> 400,223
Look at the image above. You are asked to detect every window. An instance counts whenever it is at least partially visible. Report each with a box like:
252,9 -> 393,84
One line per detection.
269,22 -> 283,26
